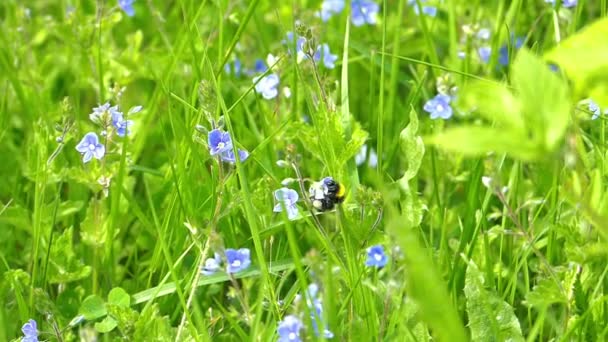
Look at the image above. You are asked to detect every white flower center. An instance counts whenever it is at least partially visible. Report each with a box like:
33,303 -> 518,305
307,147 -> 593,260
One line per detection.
436,104 -> 444,111
232,260 -> 241,267
88,143 -> 96,151
217,142 -> 225,149
288,332 -> 297,340
374,254 -> 382,261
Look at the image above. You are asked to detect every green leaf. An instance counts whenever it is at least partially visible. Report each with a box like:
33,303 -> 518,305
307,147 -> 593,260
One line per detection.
108,287 -> 130,308
464,261 -> 525,342
47,227 -> 91,284
525,277 -> 567,309
95,316 -> 118,333
133,304 -> 174,341
79,295 -> 106,320
426,126 -> 540,161
512,49 -> 570,150
545,17 -> 608,105
458,81 -> 524,131
400,108 -> 425,182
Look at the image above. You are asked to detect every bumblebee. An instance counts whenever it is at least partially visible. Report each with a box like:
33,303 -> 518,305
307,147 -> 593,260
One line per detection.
309,177 -> 346,211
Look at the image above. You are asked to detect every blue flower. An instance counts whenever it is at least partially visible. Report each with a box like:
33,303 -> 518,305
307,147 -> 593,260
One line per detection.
319,0 -> 345,21
224,58 -> 242,77
313,44 -> 338,69
498,36 -> 524,66
207,129 -> 233,156
22,319 -> 38,342
254,74 -> 280,100
254,59 -> 267,73
589,100 -> 602,120
111,111 -> 133,137
423,94 -> 453,120
407,0 -> 436,17
201,253 -> 222,275
365,245 -> 388,268
277,315 -> 304,342
273,187 -> 299,220
225,248 -> 251,273
355,144 -> 378,168
220,149 -> 249,164
476,28 -> 491,40
76,132 -> 105,163
118,0 -> 135,16
477,46 -> 492,63
546,0 -> 577,7
89,102 -> 120,124
301,284 -> 334,339
284,32 -> 307,59
351,0 -> 379,26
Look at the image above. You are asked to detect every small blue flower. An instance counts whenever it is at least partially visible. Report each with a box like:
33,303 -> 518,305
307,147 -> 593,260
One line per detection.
201,253 -> 222,275
477,46 -> 492,63
22,319 -> 38,342
273,187 -> 299,220
319,0 -> 345,21
423,94 -> 453,120
220,149 -> 249,164
476,28 -> 491,40
313,44 -> 338,69
312,299 -> 334,338
111,111 -> 134,137
254,59 -> 267,73
589,100 -> 601,120
278,315 -> 304,342
408,0 -> 437,17
224,58 -> 242,77
207,129 -> 233,156
562,0 -> 577,7
284,32 -> 307,60
225,248 -> 251,273
365,245 -> 388,268
89,102 -> 120,124
355,144 -> 378,168
76,132 -> 105,163
254,74 -> 280,100
118,0 -> 135,16
351,0 -> 379,26
498,36 -> 524,66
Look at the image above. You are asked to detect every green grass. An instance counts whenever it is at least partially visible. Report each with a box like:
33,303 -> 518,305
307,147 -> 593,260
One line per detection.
2,0 -> 608,341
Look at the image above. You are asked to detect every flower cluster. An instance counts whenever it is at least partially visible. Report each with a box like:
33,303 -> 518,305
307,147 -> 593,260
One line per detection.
278,284 -> 334,341
22,319 -> 38,342
201,248 -> 252,275
319,0 -> 379,27
207,128 -> 249,163
76,102 -> 141,163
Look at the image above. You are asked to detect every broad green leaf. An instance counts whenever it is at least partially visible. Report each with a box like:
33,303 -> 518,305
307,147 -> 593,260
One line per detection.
545,17 -> 608,105
95,316 -> 118,333
79,295 -> 106,320
48,227 -> 91,284
512,49 -> 570,150
458,81 -> 524,131
465,261 -> 524,342
400,108 -> 425,182
525,278 -> 567,309
108,287 -> 130,308
426,126 -> 540,161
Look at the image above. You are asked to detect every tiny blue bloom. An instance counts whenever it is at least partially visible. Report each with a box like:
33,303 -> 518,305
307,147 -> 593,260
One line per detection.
277,315 -> 304,342
477,46 -> 492,63
351,0 -> 379,26
22,319 -> 38,342
408,0 -> 436,17
225,248 -> 251,273
254,74 -> 280,100
355,144 -> 378,168
254,59 -> 267,73
312,299 -> 334,338
201,253 -> 222,275
319,0 -> 345,21
207,129 -> 233,156
76,132 -> 105,163
111,111 -> 134,137
284,32 -> 307,56
118,0 -> 135,16
498,36 -> 524,66
313,44 -> 338,69
273,187 -> 299,220
220,149 -> 249,164
423,94 -> 453,120
562,0 -> 577,7
224,58 -> 242,77
365,244 -> 388,268
589,100 -> 601,120
476,28 -> 491,40
89,102 -> 120,124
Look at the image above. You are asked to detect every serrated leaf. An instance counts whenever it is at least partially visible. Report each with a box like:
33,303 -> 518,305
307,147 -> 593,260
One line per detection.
95,316 -> 118,333
525,278 -> 567,309
108,287 -> 130,308
79,295 -> 106,320
426,126 -> 540,161
465,261 -> 524,342
48,227 -> 91,284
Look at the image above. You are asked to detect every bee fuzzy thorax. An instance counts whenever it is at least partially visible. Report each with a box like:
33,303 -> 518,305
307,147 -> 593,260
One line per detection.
308,177 -> 345,211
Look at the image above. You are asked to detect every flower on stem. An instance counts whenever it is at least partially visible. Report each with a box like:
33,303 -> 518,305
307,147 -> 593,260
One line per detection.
545,0 -> 577,7
588,99 -> 601,120
75,132 -> 105,163
277,315 -> 304,342
220,149 -> 249,164
498,36 -> 524,66
365,244 -> 388,268
319,0 -> 345,21
201,253 -> 222,275
111,111 -> 134,137
118,0 -> 135,16
273,188 -> 299,220
313,44 -> 338,69
477,46 -> 492,63
254,74 -> 280,100
207,129 -> 233,156
225,248 -> 251,273
21,319 -> 38,342
89,102 -> 120,125
407,0 -> 437,17
351,0 -> 379,26
423,94 -> 453,120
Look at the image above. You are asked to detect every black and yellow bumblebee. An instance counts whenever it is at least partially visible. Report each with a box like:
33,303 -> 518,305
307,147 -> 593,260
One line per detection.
309,177 -> 346,211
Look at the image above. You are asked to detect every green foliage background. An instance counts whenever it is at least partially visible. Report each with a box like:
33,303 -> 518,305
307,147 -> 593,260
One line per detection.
1,0 -> 608,341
